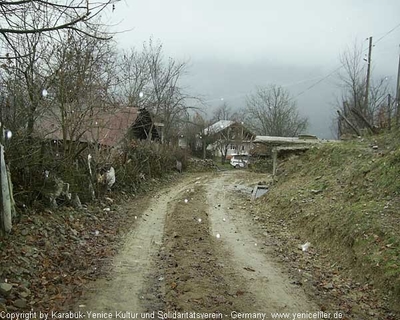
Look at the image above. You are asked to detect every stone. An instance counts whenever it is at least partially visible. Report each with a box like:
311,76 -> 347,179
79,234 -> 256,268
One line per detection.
18,288 -> 31,299
0,283 -> 12,296
311,189 -> 323,194
13,299 -> 27,308
323,283 -> 334,290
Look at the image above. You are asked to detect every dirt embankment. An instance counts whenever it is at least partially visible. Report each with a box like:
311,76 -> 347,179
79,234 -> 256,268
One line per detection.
235,137 -> 400,319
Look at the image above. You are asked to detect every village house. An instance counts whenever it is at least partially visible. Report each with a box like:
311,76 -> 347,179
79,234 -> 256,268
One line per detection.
36,107 -> 164,148
204,120 -> 255,159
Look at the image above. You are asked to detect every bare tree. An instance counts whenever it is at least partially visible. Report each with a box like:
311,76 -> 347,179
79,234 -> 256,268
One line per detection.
116,39 -> 200,144
0,26 -> 53,136
245,84 -> 308,136
117,48 -> 150,108
335,42 -> 392,136
212,102 -> 232,122
180,112 -> 207,157
144,40 -> 189,142
44,30 -> 117,159
0,0 -> 119,59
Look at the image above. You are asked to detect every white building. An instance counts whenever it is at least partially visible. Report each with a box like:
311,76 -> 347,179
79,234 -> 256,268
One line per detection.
204,120 -> 255,159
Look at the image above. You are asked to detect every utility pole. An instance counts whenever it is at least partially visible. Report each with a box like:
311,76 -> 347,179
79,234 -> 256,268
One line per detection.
388,94 -> 391,131
365,36 -> 373,114
396,49 -> 400,126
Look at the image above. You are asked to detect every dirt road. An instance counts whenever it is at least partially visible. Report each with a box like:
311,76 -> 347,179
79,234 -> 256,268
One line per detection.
80,171 -> 318,318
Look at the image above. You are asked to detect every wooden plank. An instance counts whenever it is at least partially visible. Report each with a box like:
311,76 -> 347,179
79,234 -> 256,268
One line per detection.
0,144 -> 12,233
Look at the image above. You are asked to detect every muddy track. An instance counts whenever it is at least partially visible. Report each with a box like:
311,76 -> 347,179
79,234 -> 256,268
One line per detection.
79,172 -> 318,318
80,176 -> 199,313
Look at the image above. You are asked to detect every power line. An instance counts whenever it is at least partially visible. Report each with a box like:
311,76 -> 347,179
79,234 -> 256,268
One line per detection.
204,21 -> 400,105
292,21 -> 400,100
204,75 -> 333,104
291,65 -> 343,100
374,21 -> 400,46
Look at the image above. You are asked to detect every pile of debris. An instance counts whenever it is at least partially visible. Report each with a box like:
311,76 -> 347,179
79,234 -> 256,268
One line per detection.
187,158 -> 217,172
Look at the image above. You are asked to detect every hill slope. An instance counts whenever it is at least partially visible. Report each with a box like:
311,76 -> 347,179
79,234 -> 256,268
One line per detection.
255,131 -> 400,315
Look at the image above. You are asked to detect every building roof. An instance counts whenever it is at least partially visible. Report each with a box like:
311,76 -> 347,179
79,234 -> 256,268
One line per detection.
37,107 -> 139,147
204,120 -> 236,135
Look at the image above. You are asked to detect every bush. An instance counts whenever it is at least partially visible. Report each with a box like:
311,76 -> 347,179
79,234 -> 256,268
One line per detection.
6,135 -> 187,210
115,141 -> 188,193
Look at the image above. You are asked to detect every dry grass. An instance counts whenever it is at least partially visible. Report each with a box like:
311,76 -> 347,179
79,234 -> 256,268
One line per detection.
257,131 -> 400,311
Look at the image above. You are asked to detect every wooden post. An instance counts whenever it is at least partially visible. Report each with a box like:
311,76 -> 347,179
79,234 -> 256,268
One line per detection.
388,94 -> 392,131
272,147 -> 278,182
7,166 -> 16,218
396,51 -> 400,126
337,110 -> 361,136
365,36 -> 373,113
0,144 -> 12,234
350,107 -> 377,134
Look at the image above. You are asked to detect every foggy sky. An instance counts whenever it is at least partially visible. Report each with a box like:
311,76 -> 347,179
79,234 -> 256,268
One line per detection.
106,0 -> 400,138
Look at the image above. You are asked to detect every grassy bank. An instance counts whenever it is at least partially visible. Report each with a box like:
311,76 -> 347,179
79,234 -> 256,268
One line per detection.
258,131 -> 400,311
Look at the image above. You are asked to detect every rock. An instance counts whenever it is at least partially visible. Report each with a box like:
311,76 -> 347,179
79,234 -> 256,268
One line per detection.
179,275 -> 190,282
300,242 -> 311,252
0,283 -> 12,296
21,229 -> 29,236
105,197 -> 114,204
311,189 -> 323,194
18,288 -> 31,299
13,299 -> 27,308
323,283 -> 334,290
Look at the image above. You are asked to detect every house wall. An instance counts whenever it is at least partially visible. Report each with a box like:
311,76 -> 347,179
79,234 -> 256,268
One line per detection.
178,137 -> 188,149
208,141 -> 253,158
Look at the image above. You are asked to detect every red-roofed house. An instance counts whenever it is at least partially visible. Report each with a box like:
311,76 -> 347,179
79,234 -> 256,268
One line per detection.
36,107 -> 163,147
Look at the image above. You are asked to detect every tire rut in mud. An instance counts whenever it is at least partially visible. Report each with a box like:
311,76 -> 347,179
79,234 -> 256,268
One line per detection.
160,183 -> 258,315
